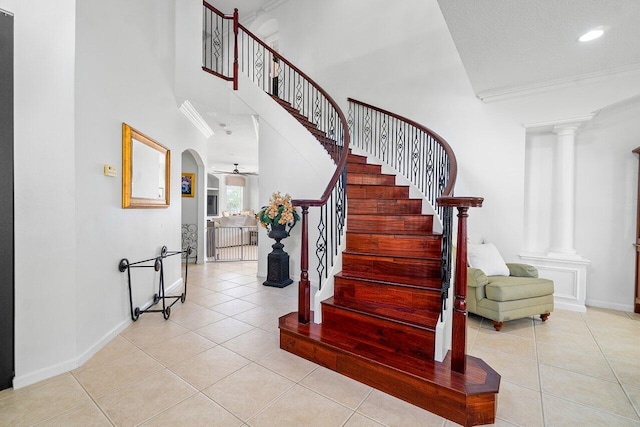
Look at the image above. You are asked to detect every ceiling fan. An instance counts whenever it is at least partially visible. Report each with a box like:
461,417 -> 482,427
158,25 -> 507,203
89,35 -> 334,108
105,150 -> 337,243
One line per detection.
209,163 -> 258,176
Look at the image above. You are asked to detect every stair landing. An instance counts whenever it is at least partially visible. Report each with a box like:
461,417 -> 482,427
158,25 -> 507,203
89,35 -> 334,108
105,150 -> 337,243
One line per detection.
280,313 -> 500,427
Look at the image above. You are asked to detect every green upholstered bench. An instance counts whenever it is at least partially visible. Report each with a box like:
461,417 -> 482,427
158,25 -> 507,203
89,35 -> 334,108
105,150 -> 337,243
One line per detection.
467,263 -> 554,331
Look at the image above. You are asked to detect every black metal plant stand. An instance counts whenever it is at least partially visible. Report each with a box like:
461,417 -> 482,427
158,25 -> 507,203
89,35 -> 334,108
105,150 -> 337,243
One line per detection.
119,245 -> 192,321
263,223 -> 294,288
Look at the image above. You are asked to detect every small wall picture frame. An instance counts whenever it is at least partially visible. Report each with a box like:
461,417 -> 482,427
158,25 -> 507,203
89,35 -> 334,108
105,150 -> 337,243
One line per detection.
181,173 -> 195,198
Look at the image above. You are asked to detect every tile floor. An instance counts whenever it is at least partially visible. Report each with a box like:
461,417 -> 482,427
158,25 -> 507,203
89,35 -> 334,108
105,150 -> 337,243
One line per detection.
2,261 -> 640,426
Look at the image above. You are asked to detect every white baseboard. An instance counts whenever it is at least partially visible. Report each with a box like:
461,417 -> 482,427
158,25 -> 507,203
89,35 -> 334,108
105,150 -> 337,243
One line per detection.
554,301 -> 587,313
12,357 -> 78,390
585,298 -> 635,313
13,278 -> 183,390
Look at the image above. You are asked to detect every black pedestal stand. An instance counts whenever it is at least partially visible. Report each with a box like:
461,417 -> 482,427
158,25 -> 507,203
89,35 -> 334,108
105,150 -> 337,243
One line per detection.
263,224 -> 293,288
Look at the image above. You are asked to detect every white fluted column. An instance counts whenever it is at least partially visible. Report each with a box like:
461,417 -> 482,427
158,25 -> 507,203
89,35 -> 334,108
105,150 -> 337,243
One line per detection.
548,124 -> 579,257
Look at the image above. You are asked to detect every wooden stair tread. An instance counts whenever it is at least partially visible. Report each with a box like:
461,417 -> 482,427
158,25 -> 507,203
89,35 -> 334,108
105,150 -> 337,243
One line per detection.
323,297 -> 440,330
343,250 -> 440,262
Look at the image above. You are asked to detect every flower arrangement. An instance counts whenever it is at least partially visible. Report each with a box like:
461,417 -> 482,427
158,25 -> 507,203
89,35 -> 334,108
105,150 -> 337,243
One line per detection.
256,192 -> 300,231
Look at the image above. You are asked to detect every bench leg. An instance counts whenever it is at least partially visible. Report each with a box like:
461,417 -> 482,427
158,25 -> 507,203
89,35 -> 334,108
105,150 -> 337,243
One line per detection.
492,321 -> 503,331
540,312 -> 550,322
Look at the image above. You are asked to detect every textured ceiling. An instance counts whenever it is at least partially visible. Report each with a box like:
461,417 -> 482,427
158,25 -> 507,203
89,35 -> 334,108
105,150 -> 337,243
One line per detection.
437,0 -> 640,99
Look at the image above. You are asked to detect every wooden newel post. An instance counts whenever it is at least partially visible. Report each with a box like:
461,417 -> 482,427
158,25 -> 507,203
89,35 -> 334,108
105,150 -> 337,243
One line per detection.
436,196 -> 483,374
298,206 -> 310,324
232,8 -> 239,91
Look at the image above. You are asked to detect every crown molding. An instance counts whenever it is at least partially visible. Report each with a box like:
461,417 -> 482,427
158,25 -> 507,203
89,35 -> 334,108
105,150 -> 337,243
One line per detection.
477,62 -> 640,103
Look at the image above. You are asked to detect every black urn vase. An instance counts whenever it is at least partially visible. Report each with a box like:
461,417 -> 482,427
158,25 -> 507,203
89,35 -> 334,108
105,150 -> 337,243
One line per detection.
263,223 -> 294,288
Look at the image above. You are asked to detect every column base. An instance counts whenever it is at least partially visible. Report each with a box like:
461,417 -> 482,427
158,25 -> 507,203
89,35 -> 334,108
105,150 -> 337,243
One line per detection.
519,252 -> 590,312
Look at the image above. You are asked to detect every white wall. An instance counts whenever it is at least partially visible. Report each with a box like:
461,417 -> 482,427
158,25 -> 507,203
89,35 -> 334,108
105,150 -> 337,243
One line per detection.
74,0 -> 209,366
3,0 -> 209,387
575,98 -> 640,309
1,0 -> 79,386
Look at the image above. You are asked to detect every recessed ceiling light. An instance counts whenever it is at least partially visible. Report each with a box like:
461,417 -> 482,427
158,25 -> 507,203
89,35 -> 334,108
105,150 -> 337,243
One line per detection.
579,28 -> 604,42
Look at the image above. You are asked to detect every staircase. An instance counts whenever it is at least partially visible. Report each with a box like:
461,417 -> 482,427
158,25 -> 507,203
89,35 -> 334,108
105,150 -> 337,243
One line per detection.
280,152 -> 499,427
201,4 -> 499,425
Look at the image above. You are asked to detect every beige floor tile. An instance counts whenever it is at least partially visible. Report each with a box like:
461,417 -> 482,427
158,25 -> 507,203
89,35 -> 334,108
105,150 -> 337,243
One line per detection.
357,389 -> 445,427
344,413 -> 385,426
95,369 -> 196,426
120,316 -> 189,349
300,366 -> 372,410
164,300 -> 204,314
474,328 -> 537,360
444,418 -> 517,426
195,292 -> 236,307
540,364 -> 639,419
211,298 -> 258,316
195,317 -> 255,343
168,306 -> 227,330
543,393 -> 640,426
256,348 -> 318,382
495,381 -> 543,427
203,363 -> 294,421
221,328 -> 279,361
609,356 -> 640,387
217,272 -> 244,280
534,316 -> 592,339
537,341 -> 616,382
0,374 -> 92,426
466,326 -> 479,352
73,349 -> 164,398
222,285 -> 260,298
142,393 -> 243,426
75,335 -> 140,373
185,284 -> 214,299
144,331 -> 215,367
207,282 -> 243,292
170,345 -> 250,390
470,346 -> 540,390
248,384 -> 352,427
226,275 -> 261,286
479,316 -> 534,339
35,401 -> 111,426
232,306 -> 282,329
597,336 -> 640,364
624,384 -> 640,419
237,290 -> 273,305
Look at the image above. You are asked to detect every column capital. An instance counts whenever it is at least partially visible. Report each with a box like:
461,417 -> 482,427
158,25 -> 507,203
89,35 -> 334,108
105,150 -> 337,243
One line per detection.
523,113 -> 595,133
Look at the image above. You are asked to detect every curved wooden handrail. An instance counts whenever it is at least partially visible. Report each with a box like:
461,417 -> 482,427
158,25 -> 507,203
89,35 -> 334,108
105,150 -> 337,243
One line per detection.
347,97 -> 457,198
239,24 -> 351,204
202,1 -> 230,18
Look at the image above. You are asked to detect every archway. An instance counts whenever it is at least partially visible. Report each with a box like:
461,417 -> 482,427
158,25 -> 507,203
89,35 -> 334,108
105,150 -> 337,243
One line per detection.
181,149 -> 206,264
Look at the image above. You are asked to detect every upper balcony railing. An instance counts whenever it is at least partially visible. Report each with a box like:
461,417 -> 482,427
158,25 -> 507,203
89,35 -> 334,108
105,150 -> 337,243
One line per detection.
202,3 -> 349,324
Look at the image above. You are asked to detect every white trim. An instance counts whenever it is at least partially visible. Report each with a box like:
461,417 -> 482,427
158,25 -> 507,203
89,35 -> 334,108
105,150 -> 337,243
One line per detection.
478,62 -> 640,103
0,8 -> 13,16
179,100 -> 214,138
586,298 -> 635,313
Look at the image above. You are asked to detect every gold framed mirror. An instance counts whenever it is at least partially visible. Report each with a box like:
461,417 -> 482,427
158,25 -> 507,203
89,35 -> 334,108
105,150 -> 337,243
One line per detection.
122,123 -> 170,208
